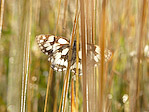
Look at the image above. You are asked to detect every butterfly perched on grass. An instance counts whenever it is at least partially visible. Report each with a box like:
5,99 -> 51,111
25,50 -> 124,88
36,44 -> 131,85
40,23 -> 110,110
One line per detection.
36,34 -> 112,75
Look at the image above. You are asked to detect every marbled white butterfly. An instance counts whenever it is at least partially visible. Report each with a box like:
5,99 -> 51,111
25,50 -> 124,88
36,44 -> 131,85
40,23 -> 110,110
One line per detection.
36,34 -> 112,75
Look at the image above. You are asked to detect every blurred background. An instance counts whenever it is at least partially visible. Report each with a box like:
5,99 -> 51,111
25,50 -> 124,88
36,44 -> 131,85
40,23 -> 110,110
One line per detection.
0,0 -> 148,112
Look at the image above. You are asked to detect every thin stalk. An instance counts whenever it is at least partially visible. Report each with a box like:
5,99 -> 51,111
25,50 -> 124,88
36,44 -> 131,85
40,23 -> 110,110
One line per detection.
99,0 -> 107,112
23,39 -> 31,112
27,67 -> 32,112
91,0 -> 95,44
85,1 -> 89,110
21,56 -> 25,112
62,0 -> 68,36
0,0 -> 5,39
59,11 -> 79,112
61,41 -> 71,112
76,12 -> 79,112
136,0 -> 147,111
20,0 -> 32,111
55,0 -> 62,35
55,0 -> 62,110
95,0 -> 97,109
80,0 -> 87,111
75,0 -> 79,111
62,11 -> 79,112
86,0 -> 89,43
85,0 -> 95,111
53,78 -> 60,112
20,0 -> 28,110
23,0 -> 32,111
71,78 -> 75,112
44,67 -> 53,112
95,66 -> 99,110
58,75 -> 65,112
95,0 -> 97,43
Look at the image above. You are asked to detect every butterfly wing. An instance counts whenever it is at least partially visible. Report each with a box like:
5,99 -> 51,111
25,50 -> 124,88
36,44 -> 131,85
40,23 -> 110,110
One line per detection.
70,50 -> 82,75
70,44 -> 112,75
87,44 -> 112,63
51,44 -> 70,71
36,35 -> 112,75
36,34 -> 70,71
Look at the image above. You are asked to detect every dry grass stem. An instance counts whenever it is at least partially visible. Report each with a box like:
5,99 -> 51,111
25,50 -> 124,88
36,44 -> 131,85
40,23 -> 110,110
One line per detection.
80,0 -> 87,111
99,0 -> 107,112
1,0 -> 149,112
20,0 -> 32,111
136,0 -> 147,111
71,78 -> 75,112
62,0 -> 68,36
60,10 -> 79,112
53,78 -> 60,112
44,67 -> 53,112
0,0 -> 5,39
55,0 -> 62,35
75,13 -> 79,112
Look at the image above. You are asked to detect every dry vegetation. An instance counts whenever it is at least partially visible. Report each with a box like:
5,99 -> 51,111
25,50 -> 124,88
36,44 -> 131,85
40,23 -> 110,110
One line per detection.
0,0 -> 149,112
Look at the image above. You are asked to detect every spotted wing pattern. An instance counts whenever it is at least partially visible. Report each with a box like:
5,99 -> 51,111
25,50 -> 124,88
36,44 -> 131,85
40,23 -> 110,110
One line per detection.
87,44 -> 112,63
36,34 -> 70,71
70,45 -> 112,75
36,34 -> 112,75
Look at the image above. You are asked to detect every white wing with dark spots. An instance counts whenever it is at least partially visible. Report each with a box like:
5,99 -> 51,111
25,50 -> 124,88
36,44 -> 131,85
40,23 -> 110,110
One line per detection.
36,34 -> 70,72
36,34 -> 113,75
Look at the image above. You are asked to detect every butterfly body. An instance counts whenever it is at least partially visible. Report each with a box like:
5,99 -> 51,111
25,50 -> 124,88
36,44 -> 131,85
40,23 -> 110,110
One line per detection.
36,34 -> 112,75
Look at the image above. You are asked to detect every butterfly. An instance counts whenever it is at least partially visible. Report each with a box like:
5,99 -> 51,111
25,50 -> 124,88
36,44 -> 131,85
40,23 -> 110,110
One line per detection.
36,34 -> 112,75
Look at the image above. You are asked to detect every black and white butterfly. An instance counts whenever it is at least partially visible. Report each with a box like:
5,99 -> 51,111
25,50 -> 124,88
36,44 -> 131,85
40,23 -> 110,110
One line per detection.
36,34 -> 112,75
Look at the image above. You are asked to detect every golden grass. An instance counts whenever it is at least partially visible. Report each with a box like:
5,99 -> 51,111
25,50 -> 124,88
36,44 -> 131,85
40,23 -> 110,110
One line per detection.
0,0 -> 5,39
62,0 -> 68,36
20,0 -> 32,112
135,0 -> 147,111
53,77 -> 60,112
44,67 -> 53,112
80,0 -> 87,111
44,0 -> 62,111
62,11 -> 79,112
1,0 -> 149,112
71,78 -> 75,112
91,0 -> 95,44
98,0 -> 107,112
55,0 -> 62,35
75,12 -> 79,112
